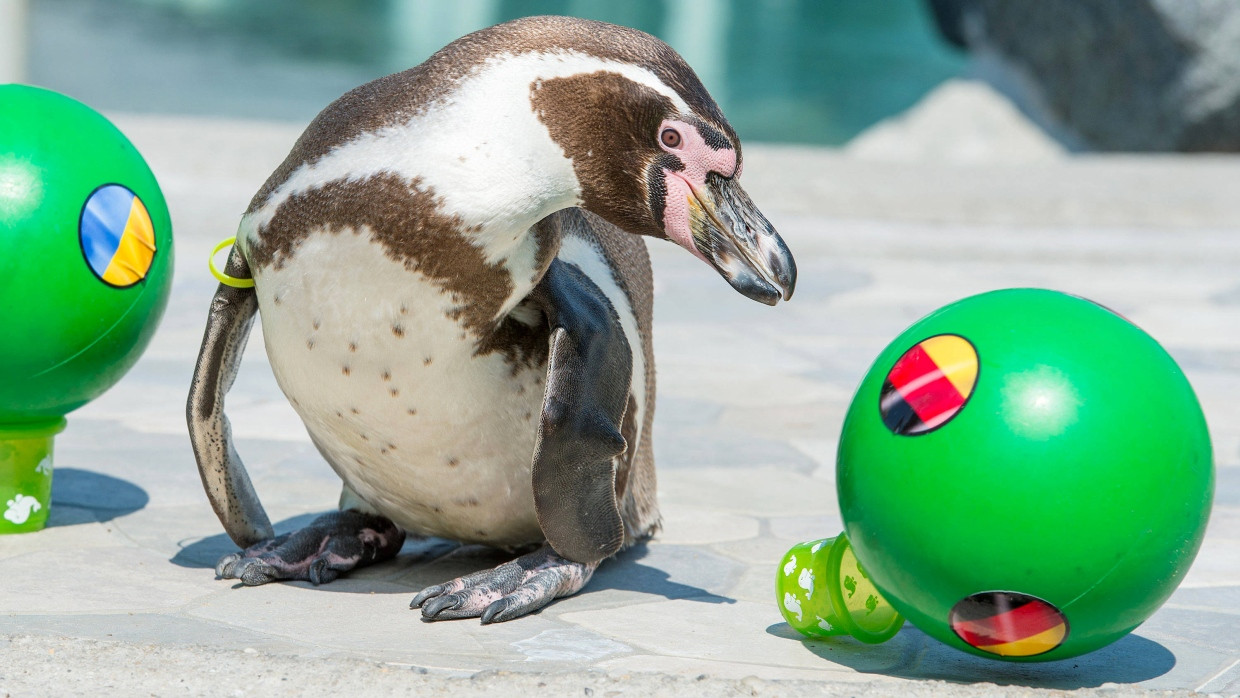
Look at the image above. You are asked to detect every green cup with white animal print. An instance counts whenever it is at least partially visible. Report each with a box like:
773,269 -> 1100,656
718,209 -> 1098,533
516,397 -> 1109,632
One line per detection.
0,418 -> 65,533
776,534 -> 904,643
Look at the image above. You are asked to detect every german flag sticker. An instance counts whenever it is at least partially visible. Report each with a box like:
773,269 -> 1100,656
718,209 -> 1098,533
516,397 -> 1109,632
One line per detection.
879,334 -> 978,435
950,591 -> 1069,657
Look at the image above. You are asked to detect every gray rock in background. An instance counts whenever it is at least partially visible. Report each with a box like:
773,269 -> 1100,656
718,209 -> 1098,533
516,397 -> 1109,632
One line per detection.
926,0 -> 1240,152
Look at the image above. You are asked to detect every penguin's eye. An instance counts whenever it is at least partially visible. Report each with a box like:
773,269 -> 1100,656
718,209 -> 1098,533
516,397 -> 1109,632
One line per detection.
660,128 -> 682,149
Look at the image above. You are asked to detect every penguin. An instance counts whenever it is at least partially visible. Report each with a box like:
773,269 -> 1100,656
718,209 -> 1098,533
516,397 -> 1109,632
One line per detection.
187,15 -> 796,623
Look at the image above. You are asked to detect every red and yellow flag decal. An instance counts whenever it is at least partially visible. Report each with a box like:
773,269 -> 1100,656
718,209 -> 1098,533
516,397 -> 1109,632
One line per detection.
950,591 -> 1068,657
880,334 -> 978,435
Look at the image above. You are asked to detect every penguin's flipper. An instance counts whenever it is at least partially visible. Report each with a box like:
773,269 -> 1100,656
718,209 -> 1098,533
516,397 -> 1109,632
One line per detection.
412,259 -> 627,622
530,258 -> 633,565
186,247 -> 274,548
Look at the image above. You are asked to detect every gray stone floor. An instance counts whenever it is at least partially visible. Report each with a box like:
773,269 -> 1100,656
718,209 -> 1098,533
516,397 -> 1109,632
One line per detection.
1,115 -> 1238,696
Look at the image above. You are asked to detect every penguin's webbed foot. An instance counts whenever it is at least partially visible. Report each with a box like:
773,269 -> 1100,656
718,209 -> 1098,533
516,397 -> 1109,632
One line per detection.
216,510 -> 405,586
411,544 -> 597,623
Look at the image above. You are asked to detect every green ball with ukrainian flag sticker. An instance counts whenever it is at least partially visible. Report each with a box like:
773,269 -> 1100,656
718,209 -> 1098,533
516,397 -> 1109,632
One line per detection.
0,85 -> 173,424
837,289 -> 1213,661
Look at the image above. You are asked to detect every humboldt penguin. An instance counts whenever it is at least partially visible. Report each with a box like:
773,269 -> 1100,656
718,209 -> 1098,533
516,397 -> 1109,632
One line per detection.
188,15 -> 795,623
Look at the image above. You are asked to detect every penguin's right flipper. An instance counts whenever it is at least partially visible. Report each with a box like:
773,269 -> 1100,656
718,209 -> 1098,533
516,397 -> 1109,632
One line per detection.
528,259 -> 633,565
186,247 -> 274,548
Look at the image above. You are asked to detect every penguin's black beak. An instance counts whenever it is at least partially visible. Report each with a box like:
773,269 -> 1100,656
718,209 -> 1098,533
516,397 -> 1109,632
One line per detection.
688,173 -> 797,305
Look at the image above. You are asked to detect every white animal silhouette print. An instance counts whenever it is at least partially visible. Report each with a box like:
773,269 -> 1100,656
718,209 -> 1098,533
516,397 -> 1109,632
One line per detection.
4,494 -> 41,525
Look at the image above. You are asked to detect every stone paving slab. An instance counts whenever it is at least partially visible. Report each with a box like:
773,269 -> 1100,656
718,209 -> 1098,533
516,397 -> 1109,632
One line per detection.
1,115 -> 1238,695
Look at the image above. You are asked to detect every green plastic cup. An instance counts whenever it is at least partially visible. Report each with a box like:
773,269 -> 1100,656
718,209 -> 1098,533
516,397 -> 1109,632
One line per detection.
776,533 -> 905,643
0,418 -> 66,534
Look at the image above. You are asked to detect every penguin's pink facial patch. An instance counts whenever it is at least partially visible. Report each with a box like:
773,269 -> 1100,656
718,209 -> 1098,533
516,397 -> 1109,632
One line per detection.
655,119 -> 737,261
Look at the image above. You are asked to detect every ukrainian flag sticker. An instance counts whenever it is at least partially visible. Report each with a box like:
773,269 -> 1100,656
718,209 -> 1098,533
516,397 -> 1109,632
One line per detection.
79,184 -> 157,288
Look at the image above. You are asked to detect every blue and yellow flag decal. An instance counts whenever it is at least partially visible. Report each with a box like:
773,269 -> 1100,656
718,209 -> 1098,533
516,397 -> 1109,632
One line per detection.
79,184 -> 156,287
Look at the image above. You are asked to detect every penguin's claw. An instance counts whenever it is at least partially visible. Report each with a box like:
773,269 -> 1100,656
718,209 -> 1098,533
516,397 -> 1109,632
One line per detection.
241,563 -> 279,586
419,592 -> 473,620
412,545 -> 598,623
215,510 -> 404,586
215,552 -> 243,578
219,557 -> 282,586
479,571 -> 571,623
409,582 -> 459,610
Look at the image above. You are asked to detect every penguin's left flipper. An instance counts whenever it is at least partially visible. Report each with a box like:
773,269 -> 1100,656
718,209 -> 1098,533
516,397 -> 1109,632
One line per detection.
413,258 -> 632,622
529,258 -> 633,564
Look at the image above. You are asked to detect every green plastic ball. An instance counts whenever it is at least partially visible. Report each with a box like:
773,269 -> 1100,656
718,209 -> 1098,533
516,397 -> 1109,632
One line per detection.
0,84 -> 173,425
837,289 -> 1213,661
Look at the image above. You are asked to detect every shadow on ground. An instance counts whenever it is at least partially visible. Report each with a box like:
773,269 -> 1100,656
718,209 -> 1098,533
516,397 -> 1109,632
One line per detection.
172,518 -> 734,606
170,512 -> 322,569
765,621 -> 1175,689
48,467 -> 149,526
590,544 -> 736,605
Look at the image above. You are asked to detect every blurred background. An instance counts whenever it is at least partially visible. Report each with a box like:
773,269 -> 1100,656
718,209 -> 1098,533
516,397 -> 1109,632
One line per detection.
5,0 -> 1240,154
1,0 -> 967,145
6,0 -> 1240,153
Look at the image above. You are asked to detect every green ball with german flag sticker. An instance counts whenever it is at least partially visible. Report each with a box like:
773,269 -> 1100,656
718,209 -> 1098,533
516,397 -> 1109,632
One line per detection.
837,289 -> 1213,662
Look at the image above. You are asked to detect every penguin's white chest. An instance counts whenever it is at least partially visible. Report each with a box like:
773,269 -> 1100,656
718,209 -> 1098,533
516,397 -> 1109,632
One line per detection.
251,230 -> 546,546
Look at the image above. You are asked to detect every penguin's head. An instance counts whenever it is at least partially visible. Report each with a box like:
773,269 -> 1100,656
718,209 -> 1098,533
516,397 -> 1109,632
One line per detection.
641,114 -> 797,306
527,22 -> 796,305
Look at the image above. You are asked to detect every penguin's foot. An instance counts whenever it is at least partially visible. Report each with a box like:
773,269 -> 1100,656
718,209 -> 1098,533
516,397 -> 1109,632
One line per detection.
411,545 -> 598,623
216,510 -> 405,586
